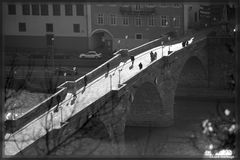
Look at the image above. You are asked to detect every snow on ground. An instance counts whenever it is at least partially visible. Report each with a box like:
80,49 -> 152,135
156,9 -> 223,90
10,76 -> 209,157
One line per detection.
4,89 -> 51,119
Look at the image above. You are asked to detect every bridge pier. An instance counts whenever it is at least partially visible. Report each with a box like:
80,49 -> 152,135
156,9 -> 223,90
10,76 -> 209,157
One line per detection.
95,89 -> 131,155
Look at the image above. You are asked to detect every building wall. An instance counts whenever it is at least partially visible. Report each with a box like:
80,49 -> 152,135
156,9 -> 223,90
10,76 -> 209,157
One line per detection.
3,2 -> 89,52
91,2 -> 184,50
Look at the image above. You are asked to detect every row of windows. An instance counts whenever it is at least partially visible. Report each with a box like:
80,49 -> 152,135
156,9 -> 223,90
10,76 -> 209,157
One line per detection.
97,14 -> 180,27
18,22 -> 81,33
96,3 -> 181,8
8,4 -> 84,16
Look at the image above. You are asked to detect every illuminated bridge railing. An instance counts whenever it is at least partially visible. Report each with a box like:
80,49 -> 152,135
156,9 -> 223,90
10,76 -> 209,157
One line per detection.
4,35 -> 168,134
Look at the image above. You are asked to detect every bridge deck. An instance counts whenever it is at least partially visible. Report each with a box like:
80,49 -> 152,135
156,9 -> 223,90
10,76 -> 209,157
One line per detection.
4,28 -> 214,156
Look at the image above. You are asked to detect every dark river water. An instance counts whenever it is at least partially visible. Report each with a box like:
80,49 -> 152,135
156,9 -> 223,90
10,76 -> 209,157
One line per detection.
50,98 -> 234,157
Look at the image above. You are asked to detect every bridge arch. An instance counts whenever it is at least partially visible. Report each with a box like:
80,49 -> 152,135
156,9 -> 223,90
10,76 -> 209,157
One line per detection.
89,29 -> 113,54
126,82 -> 164,126
177,55 -> 208,88
174,55 -> 208,123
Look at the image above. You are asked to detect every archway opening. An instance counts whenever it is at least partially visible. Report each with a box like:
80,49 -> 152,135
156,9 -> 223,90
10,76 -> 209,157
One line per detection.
177,56 -> 207,89
175,56 -> 213,125
90,30 -> 113,58
126,82 -> 163,127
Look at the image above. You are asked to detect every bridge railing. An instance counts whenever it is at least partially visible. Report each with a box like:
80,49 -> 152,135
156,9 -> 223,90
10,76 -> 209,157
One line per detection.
5,87 -> 68,133
5,35 -> 168,133
58,35 -> 168,93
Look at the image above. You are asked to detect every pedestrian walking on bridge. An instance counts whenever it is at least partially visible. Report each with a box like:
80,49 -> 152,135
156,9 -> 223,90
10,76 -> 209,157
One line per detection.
106,62 -> 110,74
154,52 -> 157,60
130,55 -> 135,66
138,62 -> 143,70
150,51 -> 154,62
84,75 -> 88,87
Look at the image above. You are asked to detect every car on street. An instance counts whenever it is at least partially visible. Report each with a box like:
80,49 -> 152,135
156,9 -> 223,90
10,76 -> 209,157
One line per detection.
79,51 -> 102,59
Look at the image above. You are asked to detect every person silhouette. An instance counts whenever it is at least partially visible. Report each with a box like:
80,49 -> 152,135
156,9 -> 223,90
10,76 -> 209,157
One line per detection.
138,62 -> 143,70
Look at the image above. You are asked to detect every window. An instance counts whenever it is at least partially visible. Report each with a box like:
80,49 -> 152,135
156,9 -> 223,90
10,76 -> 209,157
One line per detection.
8,4 -> 16,15
65,4 -> 72,16
41,4 -> 48,16
19,23 -> 26,32
76,4 -> 84,16
97,13 -> 104,25
135,16 -> 142,26
173,3 -> 181,8
110,15 -> 116,25
161,16 -> 168,26
135,4 -> 141,11
32,4 -> 40,15
148,15 -> 155,26
73,24 -> 80,32
53,4 -> 60,16
122,16 -> 129,25
46,23 -> 53,32
22,4 -> 30,15
135,33 -> 143,40
173,16 -> 180,27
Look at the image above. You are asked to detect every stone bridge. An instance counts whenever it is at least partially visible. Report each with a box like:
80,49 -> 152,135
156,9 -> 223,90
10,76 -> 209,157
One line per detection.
4,28 -> 235,156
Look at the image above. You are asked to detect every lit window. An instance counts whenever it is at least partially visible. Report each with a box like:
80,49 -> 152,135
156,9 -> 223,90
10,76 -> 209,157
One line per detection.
46,23 -> 53,32
122,16 -> 129,25
73,24 -> 80,32
41,4 -> 48,16
135,33 -> 143,39
8,4 -> 16,15
53,4 -> 60,16
19,23 -> 26,32
97,13 -> 104,25
65,4 -> 72,16
110,15 -> 116,25
161,16 -> 168,27
22,4 -> 30,15
135,16 -> 142,26
32,4 -> 40,15
76,4 -> 84,16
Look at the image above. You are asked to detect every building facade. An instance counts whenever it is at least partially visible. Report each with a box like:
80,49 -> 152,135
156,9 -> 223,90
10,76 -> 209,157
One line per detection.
3,1 -> 89,55
90,2 -> 184,53
3,1 -> 185,57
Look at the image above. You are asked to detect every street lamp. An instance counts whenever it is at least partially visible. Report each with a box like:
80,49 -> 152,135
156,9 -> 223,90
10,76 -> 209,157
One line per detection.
168,36 -> 171,54
51,37 -> 55,68
161,41 -> 164,57
118,69 -> 122,88
125,35 -> 128,49
110,74 -> 112,90
118,63 -> 123,88
60,106 -> 63,126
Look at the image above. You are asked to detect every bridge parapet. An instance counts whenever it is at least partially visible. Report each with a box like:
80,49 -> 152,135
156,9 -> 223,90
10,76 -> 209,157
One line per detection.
5,88 -> 67,133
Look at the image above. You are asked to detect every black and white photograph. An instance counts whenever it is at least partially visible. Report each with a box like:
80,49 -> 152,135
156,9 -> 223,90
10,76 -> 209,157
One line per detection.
1,0 -> 239,158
